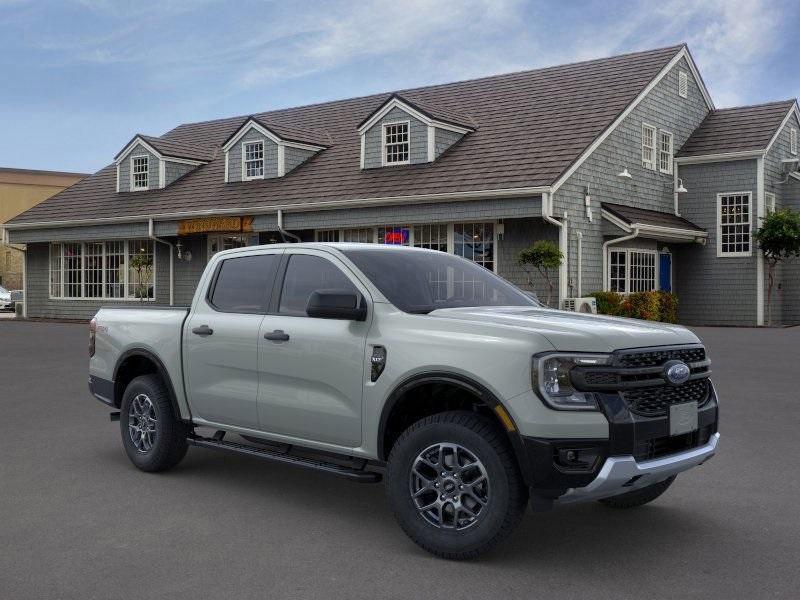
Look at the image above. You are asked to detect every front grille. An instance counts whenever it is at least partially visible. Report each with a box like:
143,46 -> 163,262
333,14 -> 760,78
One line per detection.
633,424 -> 714,461
617,346 -> 706,368
622,378 -> 710,416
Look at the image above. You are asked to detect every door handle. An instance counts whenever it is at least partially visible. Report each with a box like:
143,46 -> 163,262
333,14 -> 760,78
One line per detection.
192,325 -> 214,336
264,329 -> 290,342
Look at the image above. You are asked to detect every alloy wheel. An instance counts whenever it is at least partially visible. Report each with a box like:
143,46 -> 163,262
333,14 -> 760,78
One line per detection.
128,393 -> 157,453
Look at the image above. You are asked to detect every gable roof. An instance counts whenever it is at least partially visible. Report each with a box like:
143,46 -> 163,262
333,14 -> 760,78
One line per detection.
10,45 -> 690,226
221,116 -> 331,150
115,134 -> 216,163
677,100 -> 798,158
356,93 -> 475,132
602,202 -> 705,233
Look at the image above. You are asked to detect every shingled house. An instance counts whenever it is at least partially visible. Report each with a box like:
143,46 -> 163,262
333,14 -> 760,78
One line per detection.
4,44 -> 799,325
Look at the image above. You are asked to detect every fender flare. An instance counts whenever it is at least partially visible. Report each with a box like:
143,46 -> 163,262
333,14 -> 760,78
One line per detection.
113,348 -> 188,422
377,371 -> 533,481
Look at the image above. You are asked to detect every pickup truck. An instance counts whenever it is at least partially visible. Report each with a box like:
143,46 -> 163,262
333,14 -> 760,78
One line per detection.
89,243 -> 719,559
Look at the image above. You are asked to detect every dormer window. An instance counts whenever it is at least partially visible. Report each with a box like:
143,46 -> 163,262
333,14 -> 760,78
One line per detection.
383,122 -> 410,165
131,156 -> 149,190
243,141 -> 265,179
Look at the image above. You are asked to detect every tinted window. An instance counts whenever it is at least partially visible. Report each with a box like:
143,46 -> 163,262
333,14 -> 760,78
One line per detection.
209,254 -> 280,313
279,254 -> 358,316
342,248 -> 536,314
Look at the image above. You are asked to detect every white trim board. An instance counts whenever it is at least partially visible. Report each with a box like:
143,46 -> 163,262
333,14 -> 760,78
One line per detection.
115,135 -> 207,167
551,46 -> 714,194
600,208 -> 707,242
763,103 -> 800,156
356,96 -> 474,136
221,119 -> 327,153
675,150 -> 764,165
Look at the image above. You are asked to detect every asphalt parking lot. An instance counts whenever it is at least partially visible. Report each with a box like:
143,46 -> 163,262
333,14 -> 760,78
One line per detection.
1,321 -> 798,599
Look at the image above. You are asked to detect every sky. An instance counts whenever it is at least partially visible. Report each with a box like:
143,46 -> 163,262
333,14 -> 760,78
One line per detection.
1,0 -> 798,173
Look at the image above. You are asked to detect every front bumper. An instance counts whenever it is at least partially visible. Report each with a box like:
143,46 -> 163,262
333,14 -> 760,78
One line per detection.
557,432 -> 719,504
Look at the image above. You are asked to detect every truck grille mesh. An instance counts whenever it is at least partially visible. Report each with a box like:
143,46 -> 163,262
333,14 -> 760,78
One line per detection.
616,347 -> 706,368
621,378 -> 710,417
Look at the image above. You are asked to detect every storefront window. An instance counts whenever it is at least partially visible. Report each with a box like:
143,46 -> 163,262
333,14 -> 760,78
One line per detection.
208,234 -> 248,258
454,222 -> 494,272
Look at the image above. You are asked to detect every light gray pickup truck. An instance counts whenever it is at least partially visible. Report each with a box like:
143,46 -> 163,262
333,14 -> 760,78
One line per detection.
89,243 -> 719,559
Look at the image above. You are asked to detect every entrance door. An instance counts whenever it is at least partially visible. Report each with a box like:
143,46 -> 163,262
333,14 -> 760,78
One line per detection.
256,250 -> 370,447
659,252 -> 672,292
183,251 -> 282,429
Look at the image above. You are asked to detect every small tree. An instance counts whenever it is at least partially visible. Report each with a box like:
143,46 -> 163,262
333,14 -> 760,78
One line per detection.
518,240 -> 563,307
130,252 -> 153,301
754,208 -> 800,326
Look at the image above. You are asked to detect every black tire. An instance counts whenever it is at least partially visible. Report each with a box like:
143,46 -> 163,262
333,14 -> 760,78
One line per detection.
598,475 -> 676,509
120,374 -> 189,472
386,411 -> 528,560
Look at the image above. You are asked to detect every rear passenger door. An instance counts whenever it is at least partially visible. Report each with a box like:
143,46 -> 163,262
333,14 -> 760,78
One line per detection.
184,250 -> 282,430
256,250 -> 370,447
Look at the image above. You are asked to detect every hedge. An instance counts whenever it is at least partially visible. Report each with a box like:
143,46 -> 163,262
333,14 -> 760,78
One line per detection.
588,290 -> 679,323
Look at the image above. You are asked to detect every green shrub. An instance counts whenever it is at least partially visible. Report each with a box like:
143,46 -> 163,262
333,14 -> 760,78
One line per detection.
589,291 -> 624,316
627,291 -> 661,321
657,291 -> 679,323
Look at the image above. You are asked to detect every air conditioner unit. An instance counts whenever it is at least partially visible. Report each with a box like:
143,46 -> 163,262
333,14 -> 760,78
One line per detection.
563,297 -> 598,314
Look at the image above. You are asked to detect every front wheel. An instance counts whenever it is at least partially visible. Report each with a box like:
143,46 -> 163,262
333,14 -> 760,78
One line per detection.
386,411 -> 528,560
120,374 -> 189,472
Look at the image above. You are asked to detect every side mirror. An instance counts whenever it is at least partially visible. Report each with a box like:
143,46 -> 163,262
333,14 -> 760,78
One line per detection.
306,289 -> 367,321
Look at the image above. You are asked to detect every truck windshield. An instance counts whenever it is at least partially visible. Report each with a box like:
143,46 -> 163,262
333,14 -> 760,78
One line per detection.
341,248 -> 538,314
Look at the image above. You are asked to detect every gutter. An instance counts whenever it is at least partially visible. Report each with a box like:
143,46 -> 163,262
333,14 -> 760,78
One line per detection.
602,228 -> 640,291
148,219 -> 174,306
277,209 -> 301,243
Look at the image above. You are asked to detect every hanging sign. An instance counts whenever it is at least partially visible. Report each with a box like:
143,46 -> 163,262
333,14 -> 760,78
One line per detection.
177,216 -> 254,235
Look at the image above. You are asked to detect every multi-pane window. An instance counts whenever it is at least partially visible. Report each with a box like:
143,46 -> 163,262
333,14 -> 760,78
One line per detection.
454,222 -> 494,272
718,193 -> 752,256
413,224 -> 448,252
208,234 -> 248,258
342,228 -> 374,243
642,123 -> 656,170
315,229 -> 340,243
383,122 -> 410,165
678,70 -> 688,98
791,128 -> 797,155
608,249 -> 656,293
131,156 -> 149,190
766,192 -> 776,215
659,131 -> 674,174
244,141 -> 264,179
49,240 -> 155,300
378,226 -> 411,245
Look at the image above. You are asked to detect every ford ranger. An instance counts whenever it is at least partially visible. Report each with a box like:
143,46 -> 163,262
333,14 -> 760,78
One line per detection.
89,243 -> 719,559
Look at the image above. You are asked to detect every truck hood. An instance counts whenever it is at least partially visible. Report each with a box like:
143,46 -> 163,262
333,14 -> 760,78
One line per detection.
428,306 -> 699,353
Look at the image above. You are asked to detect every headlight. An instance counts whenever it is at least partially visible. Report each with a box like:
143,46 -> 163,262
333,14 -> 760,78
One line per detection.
532,353 -> 611,411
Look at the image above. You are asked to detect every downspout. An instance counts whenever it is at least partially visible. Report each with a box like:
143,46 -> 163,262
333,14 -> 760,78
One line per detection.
673,161 -> 681,216
576,231 -> 583,298
148,219 -> 174,306
541,192 -> 567,307
277,209 -> 301,243
602,228 -> 639,291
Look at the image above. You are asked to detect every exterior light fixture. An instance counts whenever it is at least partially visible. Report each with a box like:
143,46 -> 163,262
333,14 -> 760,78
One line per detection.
676,178 -> 688,193
617,167 -> 632,180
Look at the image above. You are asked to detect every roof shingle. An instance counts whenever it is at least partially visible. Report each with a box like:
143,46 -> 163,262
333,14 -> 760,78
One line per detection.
603,202 -> 705,232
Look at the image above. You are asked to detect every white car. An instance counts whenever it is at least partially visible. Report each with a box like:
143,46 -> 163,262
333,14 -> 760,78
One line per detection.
0,285 -> 13,311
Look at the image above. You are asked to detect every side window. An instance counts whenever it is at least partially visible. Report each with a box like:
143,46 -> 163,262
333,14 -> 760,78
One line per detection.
279,254 -> 358,316
209,254 -> 280,313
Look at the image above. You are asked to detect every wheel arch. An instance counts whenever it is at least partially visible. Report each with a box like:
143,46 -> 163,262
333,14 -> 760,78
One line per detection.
377,371 -> 533,480
113,348 -> 187,421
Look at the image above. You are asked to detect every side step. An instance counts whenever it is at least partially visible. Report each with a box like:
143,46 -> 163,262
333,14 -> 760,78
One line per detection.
186,435 -> 382,483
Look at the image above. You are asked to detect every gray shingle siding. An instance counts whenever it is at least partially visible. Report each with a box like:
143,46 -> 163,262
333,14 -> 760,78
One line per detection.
284,146 -> 317,174
674,160 -> 758,325
226,128 -> 279,182
434,128 -> 463,159
118,143 -> 159,192
9,223 -> 150,244
24,241 -> 170,320
555,58 -> 709,299
164,161 -> 195,186
782,175 -> 800,324
498,218 -> 559,305
363,107 -> 427,168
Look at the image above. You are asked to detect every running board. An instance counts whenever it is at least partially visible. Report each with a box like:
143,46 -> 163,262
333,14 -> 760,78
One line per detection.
186,435 -> 382,483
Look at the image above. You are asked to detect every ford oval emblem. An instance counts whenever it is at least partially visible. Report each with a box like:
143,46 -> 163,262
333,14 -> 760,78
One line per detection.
664,361 -> 691,385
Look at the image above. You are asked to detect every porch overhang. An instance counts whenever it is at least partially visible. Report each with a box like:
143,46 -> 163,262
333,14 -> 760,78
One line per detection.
601,203 -> 707,243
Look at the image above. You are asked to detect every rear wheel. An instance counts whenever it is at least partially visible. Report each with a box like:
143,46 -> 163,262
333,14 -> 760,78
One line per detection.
120,374 -> 188,472
598,475 -> 676,509
386,411 -> 528,560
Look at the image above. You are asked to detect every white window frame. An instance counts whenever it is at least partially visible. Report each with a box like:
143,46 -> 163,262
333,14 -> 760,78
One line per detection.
312,222 -> 499,273
606,248 -> 659,293
382,120 -> 411,166
765,192 -> 776,215
130,155 -> 149,191
790,127 -> 797,155
242,140 -> 265,180
659,130 -> 674,174
678,70 -> 688,99
48,240 -> 156,301
716,191 -> 753,257
642,123 -> 657,170
207,233 -> 250,259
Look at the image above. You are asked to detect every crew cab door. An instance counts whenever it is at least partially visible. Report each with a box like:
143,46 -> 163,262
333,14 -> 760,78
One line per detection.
183,250 -> 282,429
256,249 -> 370,447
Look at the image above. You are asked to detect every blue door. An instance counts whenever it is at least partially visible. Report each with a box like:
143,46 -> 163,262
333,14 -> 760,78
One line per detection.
659,253 -> 672,292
